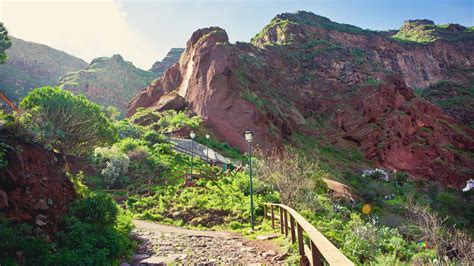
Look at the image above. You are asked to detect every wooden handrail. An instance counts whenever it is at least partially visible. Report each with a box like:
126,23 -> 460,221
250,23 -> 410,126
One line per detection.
0,92 -> 20,113
264,203 -> 353,266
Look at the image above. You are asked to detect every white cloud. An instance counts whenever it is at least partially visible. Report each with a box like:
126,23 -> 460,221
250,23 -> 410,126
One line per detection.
0,0 -> 158,69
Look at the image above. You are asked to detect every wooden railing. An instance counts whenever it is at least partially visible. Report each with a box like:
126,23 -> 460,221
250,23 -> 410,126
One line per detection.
264,203 -> 353,266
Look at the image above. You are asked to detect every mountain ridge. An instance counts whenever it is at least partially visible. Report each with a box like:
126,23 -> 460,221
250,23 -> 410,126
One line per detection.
127,12 -> 474,188
59,53 -> 157,111
0,36 -> 88,103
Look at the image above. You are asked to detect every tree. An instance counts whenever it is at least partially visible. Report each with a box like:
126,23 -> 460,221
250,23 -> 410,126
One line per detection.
0,22 -> 12,63
19,87 -> 116,155
254,147 -> 328,211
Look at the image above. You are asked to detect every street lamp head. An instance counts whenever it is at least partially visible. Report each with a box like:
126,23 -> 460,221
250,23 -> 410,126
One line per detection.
190,130 -> 196,139
205,133 -> 210,139
244,129 -> 253,143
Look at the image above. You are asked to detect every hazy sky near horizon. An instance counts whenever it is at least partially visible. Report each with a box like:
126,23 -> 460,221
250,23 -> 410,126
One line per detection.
0,0 -> 473,69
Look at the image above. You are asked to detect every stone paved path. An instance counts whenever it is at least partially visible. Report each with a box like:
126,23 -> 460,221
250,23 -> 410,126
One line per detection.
126,220 -> 286,265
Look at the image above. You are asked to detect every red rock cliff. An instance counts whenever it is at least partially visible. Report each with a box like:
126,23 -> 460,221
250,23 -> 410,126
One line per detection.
0,134 -> 76,236
127,13 -> 474,188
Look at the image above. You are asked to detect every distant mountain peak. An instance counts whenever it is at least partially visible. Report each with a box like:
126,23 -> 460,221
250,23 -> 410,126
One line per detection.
149,48 -> 184,76
111,54 -> 125,62
0,35 -> 87,104
393,19 -> 472,43
60,54 -> 157,111
251,11 -> 365,46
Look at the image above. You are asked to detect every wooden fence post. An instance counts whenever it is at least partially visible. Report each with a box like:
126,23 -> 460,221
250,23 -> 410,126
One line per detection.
311,241 -> 323,266
271,205 -> 275,229
284,209 -> 289,237
297,223 -> 307,265
290,215 -> 296,244
263,204 -> 267,220
279,206 -> 284,234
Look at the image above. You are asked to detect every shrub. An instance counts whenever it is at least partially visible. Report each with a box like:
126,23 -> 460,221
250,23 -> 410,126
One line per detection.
93,146 -> 130,188
0,218 -> 50,265
19,87 -> 116,155
0,192 -> 134,265
115,120 -> 143,139
51,193 -> 133,265
130,109 -> 201,133
403,200 -> 474,264
115,138 -> 148,152
143,130 -> 165,144
229,221 -> 244,230
69,192 -> 118,226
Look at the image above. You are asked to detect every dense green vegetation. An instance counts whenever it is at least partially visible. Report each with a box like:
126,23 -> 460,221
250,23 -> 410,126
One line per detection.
19,87 -> 116,156
1,87 -> 472,264
129,108 -> 201,133
0,22 -> 12,63
0,88 -> 132,265
392,20 -> 474,43
0,190 -> 134,265
347,171 -> 474,228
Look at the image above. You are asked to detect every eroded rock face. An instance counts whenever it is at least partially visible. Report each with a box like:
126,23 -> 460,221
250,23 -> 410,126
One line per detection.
0,134 -> 76,235
334,77 -> 474,187
128,27 -> 273,151
128,13 -> 474,188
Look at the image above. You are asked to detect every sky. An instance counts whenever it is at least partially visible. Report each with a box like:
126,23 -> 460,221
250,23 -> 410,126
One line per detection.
0,0 -> 473,69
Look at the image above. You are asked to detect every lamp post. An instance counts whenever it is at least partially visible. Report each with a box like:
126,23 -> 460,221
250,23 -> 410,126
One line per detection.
244,129 -> 254,230
205,134 -> 210,163
190,130 -> 196,175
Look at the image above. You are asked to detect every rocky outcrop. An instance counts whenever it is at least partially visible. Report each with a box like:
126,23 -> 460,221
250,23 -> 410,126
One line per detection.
150,48 -> 185,77
334,76 -> 474,187
127,12 -> 474,188
60,54 -> 157,111
128,27 -> 274,151
0,133 -> 76,235
392,19 -> 473,43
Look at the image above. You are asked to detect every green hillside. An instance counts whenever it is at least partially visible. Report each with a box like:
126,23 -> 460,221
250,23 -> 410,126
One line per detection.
60,54 -> 157,112
0,36 -> 87,103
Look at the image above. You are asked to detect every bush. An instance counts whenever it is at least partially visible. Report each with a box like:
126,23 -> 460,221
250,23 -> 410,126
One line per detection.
403,200 -> 474,264
115,138 -> 148,152
69,192 -> 118,226
0,192 -> 134,265
0,218 -> 50,265
19,87 -> 116,155
130,109 -> 201,133
143,130 -> 165,144
93,146 -> 130,188
51,192 -> 133,264
115,120 -> 143,139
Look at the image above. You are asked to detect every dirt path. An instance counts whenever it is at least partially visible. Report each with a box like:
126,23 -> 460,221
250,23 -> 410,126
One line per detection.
125,220 -> 286,265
